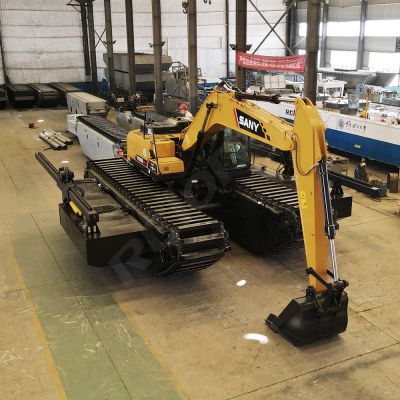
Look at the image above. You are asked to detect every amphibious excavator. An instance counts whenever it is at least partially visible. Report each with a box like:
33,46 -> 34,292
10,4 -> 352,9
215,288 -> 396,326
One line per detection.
36,83 -> 349,345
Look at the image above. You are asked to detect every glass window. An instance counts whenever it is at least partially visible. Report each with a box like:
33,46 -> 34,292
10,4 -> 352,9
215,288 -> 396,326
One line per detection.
299,21 -> 361,37
223,129 -> 250,170
365,20 -> 400,37
368,52 -> 400,73
330,51 -> 357,70
299,22 -> 307,37
327,21 -> 360,37
298,22 -> 322,36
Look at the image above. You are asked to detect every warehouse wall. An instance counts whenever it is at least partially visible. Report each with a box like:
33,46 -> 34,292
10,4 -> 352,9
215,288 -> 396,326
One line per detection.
296,0 -> 400,71
0,0 -> 84,85
0,0 -> 288,85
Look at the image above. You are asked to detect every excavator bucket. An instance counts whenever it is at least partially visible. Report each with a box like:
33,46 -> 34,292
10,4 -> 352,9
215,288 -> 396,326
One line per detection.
266,288 -> 348,346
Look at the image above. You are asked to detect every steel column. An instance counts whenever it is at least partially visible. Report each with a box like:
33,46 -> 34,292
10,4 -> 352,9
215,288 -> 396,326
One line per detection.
225,0 -> 230,77
80,1 -> 91,78
320,1 -> 328,67
152,0 -> 163,114
187,0 -> 198,114
125,0 -> 137,94
104,0 -> 115,91
357,0 -> 367,70
304,0 -> 321,105
285,0 -> 297,55
236,0 -> 247,91
87,0 -> 98,94
290,1 -> 297,51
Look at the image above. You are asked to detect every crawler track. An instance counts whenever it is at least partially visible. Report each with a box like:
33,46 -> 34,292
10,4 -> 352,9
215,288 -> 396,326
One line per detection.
86,157 -> 229,275
214,170 -> 301,254
234,171 -> 299,219
79,115 -> 128,145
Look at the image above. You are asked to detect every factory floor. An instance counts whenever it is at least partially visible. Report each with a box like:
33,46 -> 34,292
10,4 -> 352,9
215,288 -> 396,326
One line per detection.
1,107 -> 400,400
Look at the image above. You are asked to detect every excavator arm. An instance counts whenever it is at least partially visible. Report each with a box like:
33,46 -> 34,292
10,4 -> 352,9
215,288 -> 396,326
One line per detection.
181,90 -> 294,152
181,87 -> 349,345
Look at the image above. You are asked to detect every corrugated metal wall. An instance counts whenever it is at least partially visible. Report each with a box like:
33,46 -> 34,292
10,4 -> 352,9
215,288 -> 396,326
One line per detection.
0,0 -> 288,85
0,0 -> 84,84
92,0 -> 288,80
296,0 -> 400,69
297,0 -> 400,23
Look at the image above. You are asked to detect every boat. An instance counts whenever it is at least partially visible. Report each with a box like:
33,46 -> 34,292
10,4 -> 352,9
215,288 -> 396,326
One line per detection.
253,99 -> 400,167
319,68 -> 396,90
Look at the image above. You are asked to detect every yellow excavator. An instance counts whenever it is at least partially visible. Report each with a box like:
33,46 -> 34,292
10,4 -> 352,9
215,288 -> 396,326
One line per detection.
36,83 -> 349,346
125,83 -> 349,346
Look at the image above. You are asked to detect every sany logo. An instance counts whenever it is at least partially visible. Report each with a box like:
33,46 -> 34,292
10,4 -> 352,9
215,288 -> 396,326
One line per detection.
238,115 -> 259,132
234,109 -> 264,137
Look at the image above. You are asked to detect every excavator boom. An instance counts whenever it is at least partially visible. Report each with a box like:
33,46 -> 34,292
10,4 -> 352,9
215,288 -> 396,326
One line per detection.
181,90 -> 294,152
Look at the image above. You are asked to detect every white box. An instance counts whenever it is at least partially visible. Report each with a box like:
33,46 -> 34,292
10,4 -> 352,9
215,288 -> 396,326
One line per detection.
66,92 -> 107,116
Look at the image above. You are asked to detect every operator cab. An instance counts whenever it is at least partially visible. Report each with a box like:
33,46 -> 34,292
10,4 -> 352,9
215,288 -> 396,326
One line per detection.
205,128 -> 251,176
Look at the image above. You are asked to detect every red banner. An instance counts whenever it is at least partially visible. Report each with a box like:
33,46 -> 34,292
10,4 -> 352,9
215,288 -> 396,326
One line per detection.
236,52 -> 305,72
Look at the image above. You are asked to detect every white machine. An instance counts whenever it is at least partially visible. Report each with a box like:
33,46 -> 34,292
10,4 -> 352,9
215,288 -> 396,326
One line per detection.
67,114 -> 126,160
289,76 -> 346,97
66,92 -> 107,116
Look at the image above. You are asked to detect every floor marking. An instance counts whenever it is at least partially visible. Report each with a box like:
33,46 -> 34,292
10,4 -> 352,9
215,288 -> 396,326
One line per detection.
31,213 -> 179,399
8,242 -> 68,400
114,294 -> 189,400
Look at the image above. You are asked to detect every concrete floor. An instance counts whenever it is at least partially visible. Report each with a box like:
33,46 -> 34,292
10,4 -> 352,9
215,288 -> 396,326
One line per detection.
1,107 -> 400,400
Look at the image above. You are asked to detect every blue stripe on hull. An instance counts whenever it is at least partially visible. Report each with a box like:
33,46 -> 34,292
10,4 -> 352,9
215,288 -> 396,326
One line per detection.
281,117 -> 400,167
325,128 -> 400,167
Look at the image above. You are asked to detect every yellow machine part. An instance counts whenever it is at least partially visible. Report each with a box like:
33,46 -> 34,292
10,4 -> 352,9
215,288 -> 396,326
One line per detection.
291,97 -> 328,292
69,201 -> 82,217
156,157 -> 185,174
127,129 -> 184,175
